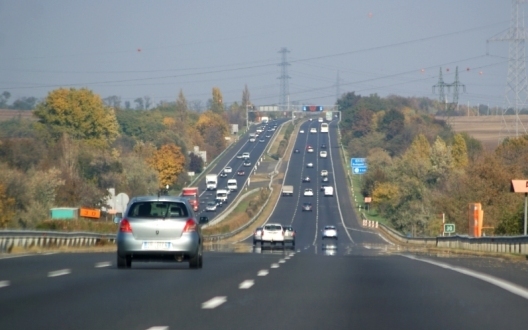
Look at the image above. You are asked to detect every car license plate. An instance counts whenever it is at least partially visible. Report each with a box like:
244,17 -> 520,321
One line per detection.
142,242 -> 172,250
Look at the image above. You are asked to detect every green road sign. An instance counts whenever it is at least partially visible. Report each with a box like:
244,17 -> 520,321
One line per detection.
444,223 -> 455,234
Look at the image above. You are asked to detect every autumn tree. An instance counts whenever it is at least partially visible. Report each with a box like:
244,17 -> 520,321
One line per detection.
0,183 -> 15,228
34,88 -> 119,148
147,144 -> 186,188
195,111 -> 229,158
210,87 -> 224,114
451,133 -> 468,169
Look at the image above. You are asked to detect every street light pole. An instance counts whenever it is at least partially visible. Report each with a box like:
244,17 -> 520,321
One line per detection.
246,103 -> 249,131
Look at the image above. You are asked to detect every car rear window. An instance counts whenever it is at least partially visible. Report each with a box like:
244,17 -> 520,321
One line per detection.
129,202 -> 188,218
264,225 -> 282,231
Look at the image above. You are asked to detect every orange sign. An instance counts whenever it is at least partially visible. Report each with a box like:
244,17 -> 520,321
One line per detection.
511,180 -> 528,193
80,208 -> 101,219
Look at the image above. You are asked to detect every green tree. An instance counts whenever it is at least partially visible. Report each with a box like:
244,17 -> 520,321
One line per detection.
0,183 -> 15,228
451,133 -> 468,169
0,91 -> 11,108
33,88 -> 119,148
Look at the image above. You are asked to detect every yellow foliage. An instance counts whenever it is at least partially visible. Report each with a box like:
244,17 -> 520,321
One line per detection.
0,183 -> 15,228
147,144 -> 186,187
163,117 -> 176,128
372,182 -> 400,207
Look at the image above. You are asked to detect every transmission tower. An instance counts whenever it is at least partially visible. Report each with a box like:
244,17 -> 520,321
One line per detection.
446,67 -> 466,113
488,0 -> 528,138
432,67 -> 447,110
278,48 -> 291,110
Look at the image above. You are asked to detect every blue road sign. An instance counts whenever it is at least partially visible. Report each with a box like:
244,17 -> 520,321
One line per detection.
352,166 -> 368,174
351,158 -> 366,166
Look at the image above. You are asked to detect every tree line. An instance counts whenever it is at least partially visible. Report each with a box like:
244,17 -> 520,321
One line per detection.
337,92 -> 528,236
0,86 -> 254,229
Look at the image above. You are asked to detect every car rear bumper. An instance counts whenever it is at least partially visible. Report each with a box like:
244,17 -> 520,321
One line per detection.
117,232 -> 201,260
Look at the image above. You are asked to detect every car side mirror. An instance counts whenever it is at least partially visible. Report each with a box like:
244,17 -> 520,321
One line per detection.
113,216 -> 122,224
199,216 -> 209,224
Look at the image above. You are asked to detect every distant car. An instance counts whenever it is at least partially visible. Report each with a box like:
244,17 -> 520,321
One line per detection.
302,202 -> 313,212
206,201 -> 218,212
265,134 -> 271,138
294,149 -> 300,153
320,184 -> 328,191
261,223 -> 285,246
283,226 -> 296,246
303,176 -> 311,183
259,139 -> 265,143
219,172 -> 228,178
253,227 -> 263,245
319,151 -> 327,158
303,188 -> 314,197
224,166 -> 232,173
322,225 -> 338,240
318,117 -> 323,123
249,138 -> 256,142
306,162 -> 314,168
322,176 -> 329,183
243,160 -> 251,167
321,170 -> 328,177
307,147 -> 314,153
242,152 -> 250,159
237,170 -> 245,176
309,118 -> 313,121
236,153 -> 244,159
300,130 -> 305,134
310,128 -> 317,133
115,196 -> 203,269
321,144 -> 327,149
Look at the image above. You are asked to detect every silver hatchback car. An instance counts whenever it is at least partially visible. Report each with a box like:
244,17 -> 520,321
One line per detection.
115,196 -> 203,269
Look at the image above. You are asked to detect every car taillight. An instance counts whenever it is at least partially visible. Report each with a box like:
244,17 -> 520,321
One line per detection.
119,219 -> 132,233
183,219 -> 197,232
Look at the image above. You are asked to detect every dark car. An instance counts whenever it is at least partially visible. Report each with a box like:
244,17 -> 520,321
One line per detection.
237,170 -> 245,176
321,144 -> 327,148
322,176 -> 329,182
219,172 -> 228,178
294,149 -> 300,153
243,160 -> 252,167
302,176 -> 311,183
115,196 -> 203,269
302,202 -> 313,212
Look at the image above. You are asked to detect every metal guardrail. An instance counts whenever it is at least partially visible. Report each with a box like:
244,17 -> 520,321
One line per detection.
375,222 -> 528,255
0,230 -> 116,252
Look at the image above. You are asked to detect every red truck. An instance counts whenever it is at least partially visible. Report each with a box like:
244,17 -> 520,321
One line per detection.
181,187 -> 200,212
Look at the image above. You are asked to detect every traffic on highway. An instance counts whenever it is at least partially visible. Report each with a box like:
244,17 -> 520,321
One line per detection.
1,116 -> 528,330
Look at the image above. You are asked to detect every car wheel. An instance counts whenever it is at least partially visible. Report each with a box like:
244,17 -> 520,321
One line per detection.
189,245 -> 202,269
117,254 -> 127,269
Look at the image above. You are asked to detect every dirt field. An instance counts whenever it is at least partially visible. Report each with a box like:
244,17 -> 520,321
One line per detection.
0,109 -> 35,122
439,115 -> 528,150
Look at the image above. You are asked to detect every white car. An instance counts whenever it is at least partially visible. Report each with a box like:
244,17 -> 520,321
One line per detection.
206,201 -> 217,212
310,127 -> 317,133
304,188 -> 314,196
261,223 -> 285,246
249,138 -> 256,142
307,147 -> 314,153
321,170 -> 328,177
318,117 -> 323,123
300,129 -> 305,134
319,151 -> 327,158
242,152 -> 250,159
306,162 -> 314,168
224,166 -> 232,173
322,225 -> 338,239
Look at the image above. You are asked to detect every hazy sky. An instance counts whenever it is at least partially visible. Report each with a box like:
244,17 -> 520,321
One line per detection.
0,0 -> 516,109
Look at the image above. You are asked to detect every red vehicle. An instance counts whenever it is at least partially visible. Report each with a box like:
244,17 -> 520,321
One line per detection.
181,187 -> 199,212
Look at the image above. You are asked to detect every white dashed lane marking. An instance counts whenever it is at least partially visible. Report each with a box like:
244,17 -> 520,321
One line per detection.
239,280 -> 254,289
202,296 -> 227,309
48,269 -> 71,277
0,280 -> 10,288
95,262 -> 111,268
145,327 -> 168,330
279,259 -> 286,263
258,270 -> 269,276
271,263 -> 280,269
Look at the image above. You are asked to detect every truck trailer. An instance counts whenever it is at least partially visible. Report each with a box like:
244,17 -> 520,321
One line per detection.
206,174 -> 218,190
282,185 -> 294,196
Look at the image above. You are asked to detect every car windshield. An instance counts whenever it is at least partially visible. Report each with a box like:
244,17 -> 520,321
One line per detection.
129,201 -> 188,218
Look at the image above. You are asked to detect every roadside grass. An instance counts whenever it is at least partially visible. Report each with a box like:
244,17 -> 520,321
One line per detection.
36,219 -> 117,233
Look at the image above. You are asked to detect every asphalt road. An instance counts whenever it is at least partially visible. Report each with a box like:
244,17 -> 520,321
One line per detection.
1,116 -> 528,330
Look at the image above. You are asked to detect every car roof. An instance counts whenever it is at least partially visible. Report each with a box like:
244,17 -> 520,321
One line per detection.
324,225 -> 336,229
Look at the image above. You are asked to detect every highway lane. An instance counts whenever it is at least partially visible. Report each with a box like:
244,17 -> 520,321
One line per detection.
3,117 -> 528,329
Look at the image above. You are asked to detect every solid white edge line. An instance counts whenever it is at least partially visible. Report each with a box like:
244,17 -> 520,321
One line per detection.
402,254 -> 528,300
239,280 -> 255,289
48,269 -> 71,277
0,280 -> 10,288
95,261 -> 112,268
201,296 -> 227,309
145,327 -> 169,330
